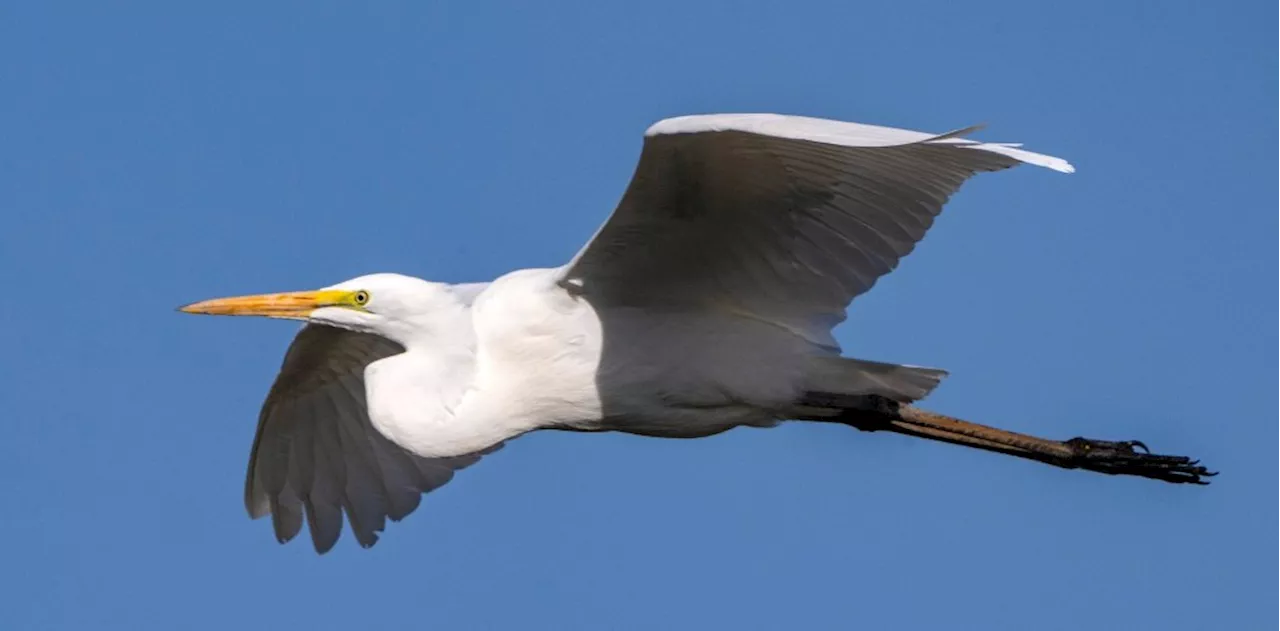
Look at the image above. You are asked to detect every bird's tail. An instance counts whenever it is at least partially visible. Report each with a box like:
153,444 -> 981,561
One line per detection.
796,357 -> 947,408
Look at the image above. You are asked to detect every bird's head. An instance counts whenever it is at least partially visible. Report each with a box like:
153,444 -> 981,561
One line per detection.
179,273 -> 455,342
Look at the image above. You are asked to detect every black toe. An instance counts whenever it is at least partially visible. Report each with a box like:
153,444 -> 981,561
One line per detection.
1062,437 -> 1215,484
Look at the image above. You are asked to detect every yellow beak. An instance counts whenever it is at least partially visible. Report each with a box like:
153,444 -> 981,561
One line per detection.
178,289 -> 347,319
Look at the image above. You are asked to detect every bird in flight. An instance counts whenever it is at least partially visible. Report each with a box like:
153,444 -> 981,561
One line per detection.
181,114 -> 1214,553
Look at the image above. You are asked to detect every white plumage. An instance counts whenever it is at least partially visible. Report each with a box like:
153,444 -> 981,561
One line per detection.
181,113 -> 1073,552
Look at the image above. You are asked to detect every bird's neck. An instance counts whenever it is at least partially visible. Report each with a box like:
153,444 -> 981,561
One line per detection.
363,304 -> 515,458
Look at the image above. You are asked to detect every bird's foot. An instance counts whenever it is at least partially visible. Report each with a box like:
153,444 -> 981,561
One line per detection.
1062,438 -> 1216,484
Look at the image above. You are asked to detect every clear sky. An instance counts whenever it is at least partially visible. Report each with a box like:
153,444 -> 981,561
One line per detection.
1,2 -> 1274,629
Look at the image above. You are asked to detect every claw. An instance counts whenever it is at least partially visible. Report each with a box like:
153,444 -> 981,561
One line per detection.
1062,437 -> 1214,484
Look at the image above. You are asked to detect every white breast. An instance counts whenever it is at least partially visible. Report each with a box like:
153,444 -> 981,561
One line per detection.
467,268 -> 606,429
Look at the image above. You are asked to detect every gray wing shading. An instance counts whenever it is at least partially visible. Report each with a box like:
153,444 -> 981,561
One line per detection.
560,113 -> 1072,345
245,324 -> 497,553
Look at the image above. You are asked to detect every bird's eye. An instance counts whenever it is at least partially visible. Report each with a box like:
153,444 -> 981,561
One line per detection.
352,291 -> 370,306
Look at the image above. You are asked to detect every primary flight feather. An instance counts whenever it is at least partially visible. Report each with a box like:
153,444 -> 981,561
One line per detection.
180,114 -> 1211,554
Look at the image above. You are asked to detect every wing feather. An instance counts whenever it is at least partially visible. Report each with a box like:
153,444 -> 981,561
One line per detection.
244,324 -> 493,553
560,114 -> 1071,343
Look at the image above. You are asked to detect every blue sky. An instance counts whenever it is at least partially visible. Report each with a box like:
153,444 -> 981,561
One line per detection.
1,2 -> 1274,629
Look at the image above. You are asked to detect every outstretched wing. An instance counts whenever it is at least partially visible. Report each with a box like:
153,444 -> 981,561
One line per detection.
245,324 -> 496,553
560,113 -> 1072,345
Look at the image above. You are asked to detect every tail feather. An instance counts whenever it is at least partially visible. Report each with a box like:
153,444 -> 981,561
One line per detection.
801,356 -> 948,404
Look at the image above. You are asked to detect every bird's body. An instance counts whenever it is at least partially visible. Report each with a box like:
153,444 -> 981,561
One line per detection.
322,266 -> 837,458
181,113 -> 1212,553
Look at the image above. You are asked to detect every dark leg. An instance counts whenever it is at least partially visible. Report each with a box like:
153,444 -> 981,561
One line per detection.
801,394 -> 1215,485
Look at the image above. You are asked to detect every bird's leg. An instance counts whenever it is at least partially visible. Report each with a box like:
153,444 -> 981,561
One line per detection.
825,395 -> 1215,484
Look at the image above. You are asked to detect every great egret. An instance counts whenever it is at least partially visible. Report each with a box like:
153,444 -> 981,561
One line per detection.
181,114 -> 1213,553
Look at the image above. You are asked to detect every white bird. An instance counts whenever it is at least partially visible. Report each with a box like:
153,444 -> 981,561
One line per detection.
180,114 -> 1212,553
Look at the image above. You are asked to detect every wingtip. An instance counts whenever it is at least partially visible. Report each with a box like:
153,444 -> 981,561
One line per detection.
965,142 -> 1076,174
1047,159 -> 1076,174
